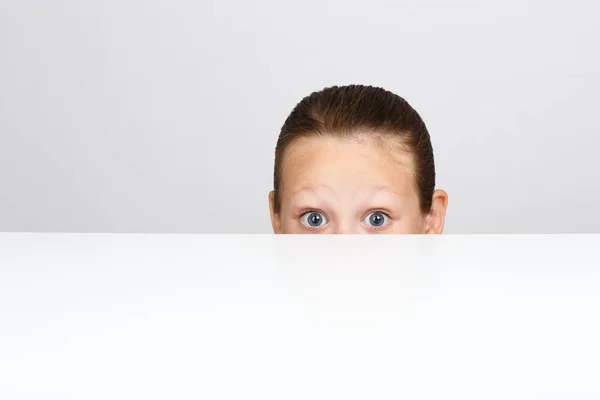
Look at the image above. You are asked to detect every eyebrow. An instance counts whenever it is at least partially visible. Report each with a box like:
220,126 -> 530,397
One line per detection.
289,184 -> 402,200
289,184 -> 338,199
368,185 -> 402,197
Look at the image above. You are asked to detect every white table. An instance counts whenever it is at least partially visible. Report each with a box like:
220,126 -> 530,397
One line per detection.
1,233 -> 599,399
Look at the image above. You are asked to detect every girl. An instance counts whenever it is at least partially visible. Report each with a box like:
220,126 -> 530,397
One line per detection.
269,85 -> 448,234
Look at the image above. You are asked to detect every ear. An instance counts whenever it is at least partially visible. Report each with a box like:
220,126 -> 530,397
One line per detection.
424,189 -> 448,234
268,191 -> 282,234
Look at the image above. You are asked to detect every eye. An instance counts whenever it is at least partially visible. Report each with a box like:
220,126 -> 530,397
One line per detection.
363,211 -> 390,228
300,211 -> 329,228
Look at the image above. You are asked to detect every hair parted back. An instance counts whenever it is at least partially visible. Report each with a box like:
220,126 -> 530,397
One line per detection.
273,84 -> 436,213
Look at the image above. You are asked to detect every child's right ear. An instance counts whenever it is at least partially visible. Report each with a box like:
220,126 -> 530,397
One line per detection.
268,191 -> 282,234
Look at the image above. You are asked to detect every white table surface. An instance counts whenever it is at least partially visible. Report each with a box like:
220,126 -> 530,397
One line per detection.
1,233 -> 599,399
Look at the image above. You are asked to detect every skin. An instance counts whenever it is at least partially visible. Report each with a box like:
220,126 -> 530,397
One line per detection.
269,133 -> 448,234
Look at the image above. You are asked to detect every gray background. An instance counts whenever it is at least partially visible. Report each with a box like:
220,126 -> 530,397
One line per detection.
1,0 -> 599,233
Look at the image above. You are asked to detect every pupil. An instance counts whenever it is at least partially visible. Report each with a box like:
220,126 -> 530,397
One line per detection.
309,213 -> 322,226
370,213 -> 384,226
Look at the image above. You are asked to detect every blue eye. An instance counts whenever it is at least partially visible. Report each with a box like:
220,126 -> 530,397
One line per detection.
363,211 -> 390,228
301,211 -> 328,227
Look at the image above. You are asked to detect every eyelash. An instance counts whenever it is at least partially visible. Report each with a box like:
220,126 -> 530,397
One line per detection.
297,209 -> 324,218
365,209 -> 391,217
296,209 -> 393,220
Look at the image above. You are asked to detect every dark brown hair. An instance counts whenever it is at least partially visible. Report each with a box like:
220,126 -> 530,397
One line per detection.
273,85 -> 435,213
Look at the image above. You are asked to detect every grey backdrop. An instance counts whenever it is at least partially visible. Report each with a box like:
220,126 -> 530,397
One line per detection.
1,0 -> 599,233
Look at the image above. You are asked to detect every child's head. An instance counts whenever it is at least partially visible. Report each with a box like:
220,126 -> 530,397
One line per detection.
269,85 -> 448,234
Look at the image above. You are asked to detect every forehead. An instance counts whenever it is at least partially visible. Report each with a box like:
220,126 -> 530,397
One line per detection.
280,134 -> 417,196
